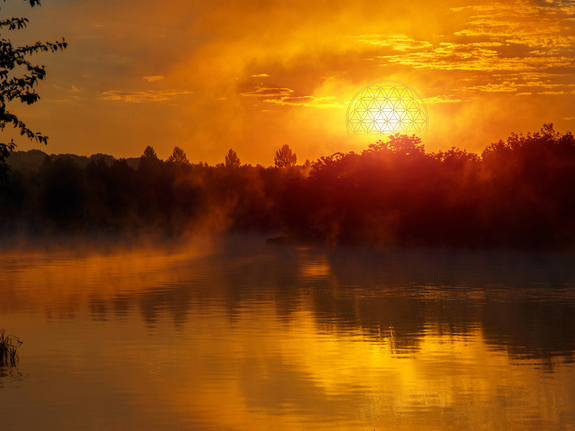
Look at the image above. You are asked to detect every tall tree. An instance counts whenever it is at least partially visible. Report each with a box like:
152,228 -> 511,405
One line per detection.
0,0 -> 67,182
274,144 -> 297,168
168,146 -> 190,167
225,148 -> 240,169
139,145 -> 162,172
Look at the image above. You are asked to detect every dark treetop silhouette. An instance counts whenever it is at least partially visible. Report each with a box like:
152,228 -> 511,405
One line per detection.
274,144 -> 297,168
224,149 -> 241,169
0,0 -> 67,183
1,124 -> 575,250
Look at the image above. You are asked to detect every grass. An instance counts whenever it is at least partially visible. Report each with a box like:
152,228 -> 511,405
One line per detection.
0,329 -> 23,366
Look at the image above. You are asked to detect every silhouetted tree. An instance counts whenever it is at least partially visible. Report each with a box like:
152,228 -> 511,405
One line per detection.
225,149 -> 240,169
2,125 -> 575,249
274,144 -> 297,168
40,156 -> 84,227
0,0 -> 67,182
168,146 -> 190,167
139,146 -> 162,172
0,141 -> 10,184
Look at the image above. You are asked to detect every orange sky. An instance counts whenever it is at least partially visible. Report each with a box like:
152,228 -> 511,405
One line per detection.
3,0 -> 575,165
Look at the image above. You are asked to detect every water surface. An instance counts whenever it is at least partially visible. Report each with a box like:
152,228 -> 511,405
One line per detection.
1,238 -> 574,430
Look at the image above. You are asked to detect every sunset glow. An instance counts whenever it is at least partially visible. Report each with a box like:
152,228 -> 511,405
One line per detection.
3,2 -> 575,429
1,0 -> 573,164
346,81 -> 428,136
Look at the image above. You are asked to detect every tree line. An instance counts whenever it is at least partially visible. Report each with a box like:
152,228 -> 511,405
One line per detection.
1,124 -> 575,249
0,142 -> 305,237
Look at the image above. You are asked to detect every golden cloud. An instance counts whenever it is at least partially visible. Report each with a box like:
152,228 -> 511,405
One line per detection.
263,95 -> 343,109
379,47 -> 573,71
423,95 -> 462,104
464,82 -> 517,92
240,86 -> 294,98
241,84 -> 342,109
539,91 -> 566,95
350,34 -> 433,51
100,89 -> 193,102
506,35 -> 575,48
143,76 -> 165,82
451,1 -> 575,50
41,0 -> 575,165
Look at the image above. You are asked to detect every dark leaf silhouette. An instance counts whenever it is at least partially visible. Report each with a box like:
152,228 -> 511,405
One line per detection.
0,0 -> 67,182
225,149 -> 240,169
274,144 -> 297,168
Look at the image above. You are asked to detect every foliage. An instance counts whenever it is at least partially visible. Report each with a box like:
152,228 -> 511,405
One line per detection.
139,145 -> 162,172
168,146 -> 190,167
0,329 -> 22,366
1,124 -> 575,249
40,156 -> 84,227
284,125 -> 575,248
0,0 -> 67,182
224,148 -> 240,169
274,144 -> 297,168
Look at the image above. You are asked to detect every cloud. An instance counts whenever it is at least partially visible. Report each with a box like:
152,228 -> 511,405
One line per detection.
47,98 -> 72,103
36,0 -> 575,166
100,90 -> 192,102
423,95 -> 462,103
241,85 -> 342,108
379,45 -> 573,72
143,76 -> 165,82
505,35 -> 575,48
520,81 -> 562,88
461,79 -> 574,95
53,84 -> 83,93
450,2 -> 540,18
564,116 -> 575,120
264,95 -> 343,109
559,4 -> 575,15
463,81 -> 518,92
450,1 -> 575,50
240,86 -> 294,98
371,20 -> 575,72
440,42 -> 503,48
350,34 -> 433,51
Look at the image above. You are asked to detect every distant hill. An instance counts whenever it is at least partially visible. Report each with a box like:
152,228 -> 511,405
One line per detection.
7,149 -> 49,171
7,150 -> 140,171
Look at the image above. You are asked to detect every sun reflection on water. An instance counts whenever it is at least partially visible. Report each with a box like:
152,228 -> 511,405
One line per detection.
1,242 -> 574,430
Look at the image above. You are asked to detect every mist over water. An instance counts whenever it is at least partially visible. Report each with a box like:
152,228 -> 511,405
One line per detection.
4,125 -> 575,249
1,236 -> 574,429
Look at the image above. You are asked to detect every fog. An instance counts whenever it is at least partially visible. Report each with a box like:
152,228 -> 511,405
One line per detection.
2,124 -> 575,250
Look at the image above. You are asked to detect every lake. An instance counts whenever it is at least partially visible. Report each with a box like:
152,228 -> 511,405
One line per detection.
1,236 -> 574,430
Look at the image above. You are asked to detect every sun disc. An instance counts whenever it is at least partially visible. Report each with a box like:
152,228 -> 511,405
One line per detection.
346,80 -> 428,137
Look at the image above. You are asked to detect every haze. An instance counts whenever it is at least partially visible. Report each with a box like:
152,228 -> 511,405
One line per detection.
3,0 -> 574,165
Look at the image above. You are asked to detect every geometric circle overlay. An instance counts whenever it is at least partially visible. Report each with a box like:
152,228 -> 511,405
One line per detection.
346,80 -> 428,136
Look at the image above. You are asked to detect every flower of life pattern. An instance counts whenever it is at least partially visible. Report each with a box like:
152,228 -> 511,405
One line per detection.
346,81 -> 428,136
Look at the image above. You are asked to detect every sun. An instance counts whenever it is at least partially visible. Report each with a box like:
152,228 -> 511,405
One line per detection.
346,80 -> 428,136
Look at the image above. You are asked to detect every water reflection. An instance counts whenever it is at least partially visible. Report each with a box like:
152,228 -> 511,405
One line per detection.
1,239 -> 575,429
2,243 -> 575,361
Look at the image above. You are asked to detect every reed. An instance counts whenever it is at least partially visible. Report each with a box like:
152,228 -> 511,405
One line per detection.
0,329 -> 23,366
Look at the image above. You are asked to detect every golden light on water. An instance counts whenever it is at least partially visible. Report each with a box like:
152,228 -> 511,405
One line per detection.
346,81 -> 428,136
1,246 -> 575,430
